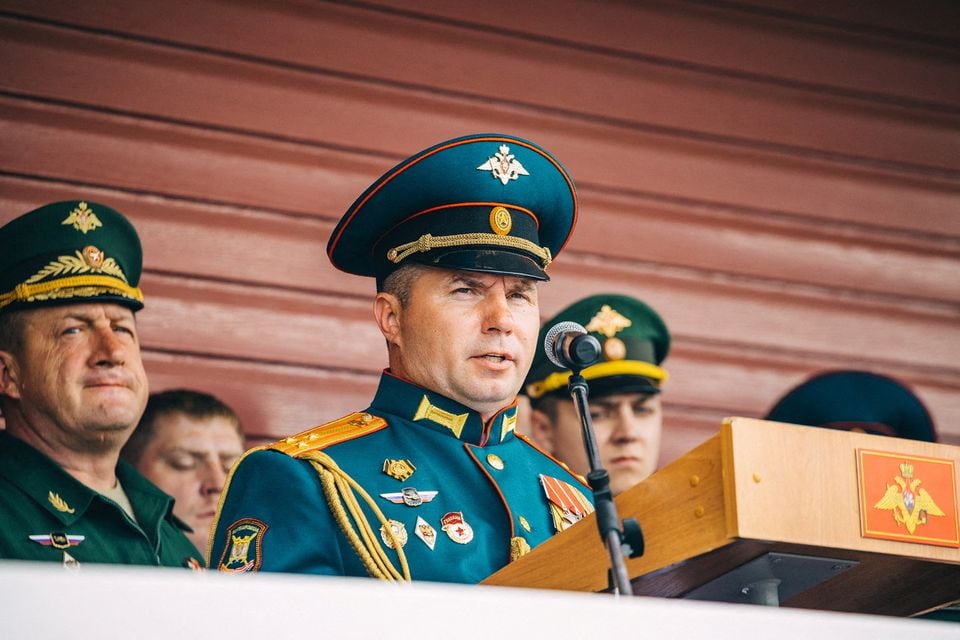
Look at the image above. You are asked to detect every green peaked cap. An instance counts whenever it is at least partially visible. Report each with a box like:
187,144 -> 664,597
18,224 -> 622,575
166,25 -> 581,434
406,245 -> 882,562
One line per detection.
524,293 -> 670,401
0,200 -> 144,313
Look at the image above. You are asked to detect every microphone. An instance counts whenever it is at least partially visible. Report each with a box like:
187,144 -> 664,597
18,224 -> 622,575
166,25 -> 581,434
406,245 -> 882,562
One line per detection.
543,321 -> 601,371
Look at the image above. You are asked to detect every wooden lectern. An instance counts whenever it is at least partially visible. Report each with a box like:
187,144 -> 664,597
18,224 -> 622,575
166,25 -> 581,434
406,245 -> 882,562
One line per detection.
484,418 -> 960,616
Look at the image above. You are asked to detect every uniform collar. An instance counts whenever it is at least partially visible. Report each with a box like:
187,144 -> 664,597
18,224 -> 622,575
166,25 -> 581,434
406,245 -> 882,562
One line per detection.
0,430 -> 177,527
371,370 -> 519,446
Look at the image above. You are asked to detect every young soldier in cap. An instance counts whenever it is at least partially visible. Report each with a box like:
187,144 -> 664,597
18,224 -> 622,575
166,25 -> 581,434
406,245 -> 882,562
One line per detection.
765,369 -> 937,442
0,201 -> 203,568
209,134 -> 594,582
524,294 -> 670,496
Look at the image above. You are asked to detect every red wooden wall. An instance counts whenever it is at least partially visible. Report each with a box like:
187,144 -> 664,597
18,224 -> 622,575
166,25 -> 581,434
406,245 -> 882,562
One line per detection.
1,0 -> 957,465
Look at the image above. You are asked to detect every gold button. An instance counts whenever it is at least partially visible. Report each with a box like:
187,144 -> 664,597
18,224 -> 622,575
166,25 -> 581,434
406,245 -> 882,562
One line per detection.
518,515 -> 531,532
486,453 -> 504,470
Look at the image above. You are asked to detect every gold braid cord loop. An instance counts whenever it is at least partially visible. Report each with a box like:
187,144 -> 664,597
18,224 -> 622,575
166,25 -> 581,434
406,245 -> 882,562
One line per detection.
300,451 -> 411,581
388,233 -> 551,268
0,275 -> 143,311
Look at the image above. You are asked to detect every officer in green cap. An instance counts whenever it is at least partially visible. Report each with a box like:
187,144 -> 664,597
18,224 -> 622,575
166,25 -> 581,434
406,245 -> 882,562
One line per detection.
523,293 -> 671,496
0,200 -> 203,568
209,134 -> 595,582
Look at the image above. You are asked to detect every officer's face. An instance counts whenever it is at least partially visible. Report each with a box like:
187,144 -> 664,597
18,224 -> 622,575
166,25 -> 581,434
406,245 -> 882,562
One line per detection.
135,412 -> 245,553
532,392 -> 662,495
378,268 -> 540,421
0,303 -> 148,452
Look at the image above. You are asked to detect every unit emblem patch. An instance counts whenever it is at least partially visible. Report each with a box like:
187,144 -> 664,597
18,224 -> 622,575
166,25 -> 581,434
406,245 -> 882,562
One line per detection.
857,450 -> 958,548
218,518 -> 268,572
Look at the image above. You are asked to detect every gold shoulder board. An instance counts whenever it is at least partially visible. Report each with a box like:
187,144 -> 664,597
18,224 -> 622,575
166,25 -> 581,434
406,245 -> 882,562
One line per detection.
269,412 -> 387,457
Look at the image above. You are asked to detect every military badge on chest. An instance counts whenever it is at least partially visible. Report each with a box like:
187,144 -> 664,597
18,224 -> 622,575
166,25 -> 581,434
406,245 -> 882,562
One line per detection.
540,475 -> 594,532
377,455 -> 476,551
380,487 -> 438,507
29,532 -> 85,570
380,520 -> 408,549
440,512 -> 475,544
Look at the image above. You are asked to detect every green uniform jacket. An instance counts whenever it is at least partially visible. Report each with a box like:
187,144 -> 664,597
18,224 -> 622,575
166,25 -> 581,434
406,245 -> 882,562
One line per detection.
209,371 -> 594,582
0,431 -> 203,568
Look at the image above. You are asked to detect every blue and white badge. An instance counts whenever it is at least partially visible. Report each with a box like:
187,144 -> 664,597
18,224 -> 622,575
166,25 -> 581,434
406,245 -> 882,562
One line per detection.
379,487 -> 438,507
29,533 -> 85,549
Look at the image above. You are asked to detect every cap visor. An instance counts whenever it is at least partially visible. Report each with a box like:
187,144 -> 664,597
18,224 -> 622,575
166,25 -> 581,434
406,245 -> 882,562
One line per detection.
411,248 -> 549,281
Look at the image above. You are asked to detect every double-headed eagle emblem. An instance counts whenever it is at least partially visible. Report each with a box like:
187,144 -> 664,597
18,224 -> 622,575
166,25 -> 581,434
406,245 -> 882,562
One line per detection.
873,463 -> 945,534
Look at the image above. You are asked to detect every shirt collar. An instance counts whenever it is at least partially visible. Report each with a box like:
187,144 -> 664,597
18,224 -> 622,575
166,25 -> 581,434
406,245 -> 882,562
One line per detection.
371,370 -> 519,446
0,431 -> 176,527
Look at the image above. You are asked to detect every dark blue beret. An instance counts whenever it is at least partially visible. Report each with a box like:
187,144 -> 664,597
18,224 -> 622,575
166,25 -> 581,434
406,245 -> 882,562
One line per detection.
765,370 -> 936,442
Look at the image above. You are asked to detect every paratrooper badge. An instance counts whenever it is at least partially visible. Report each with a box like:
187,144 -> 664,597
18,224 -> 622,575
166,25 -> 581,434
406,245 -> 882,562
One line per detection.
379,487 -> 438,507
857,450 -> 959,548
440,512 -> 474,545
217,518 -> 267,572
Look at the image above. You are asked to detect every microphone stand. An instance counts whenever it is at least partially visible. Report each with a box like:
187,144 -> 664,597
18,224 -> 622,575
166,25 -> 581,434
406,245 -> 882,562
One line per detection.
567,371 -> 636,596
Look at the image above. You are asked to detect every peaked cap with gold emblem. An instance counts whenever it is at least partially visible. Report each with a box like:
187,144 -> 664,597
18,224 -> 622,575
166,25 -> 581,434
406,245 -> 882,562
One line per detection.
765,370 -> 937,442
327,133 -> 577,285
0,200 -> 144,313
524,293 -> 670,401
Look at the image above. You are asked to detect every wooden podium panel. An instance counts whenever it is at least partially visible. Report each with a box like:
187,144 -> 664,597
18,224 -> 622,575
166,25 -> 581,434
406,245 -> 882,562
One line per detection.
484,418 -> 960,616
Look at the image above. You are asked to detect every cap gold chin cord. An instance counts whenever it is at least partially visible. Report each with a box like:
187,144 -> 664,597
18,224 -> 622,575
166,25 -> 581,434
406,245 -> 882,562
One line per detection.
387,232 -> 552,268
0,276 -> 143,310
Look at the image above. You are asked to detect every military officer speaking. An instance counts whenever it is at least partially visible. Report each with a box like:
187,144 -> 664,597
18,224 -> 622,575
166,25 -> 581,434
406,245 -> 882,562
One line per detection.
209,134 -> 595,582
0,201 -> 202,568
